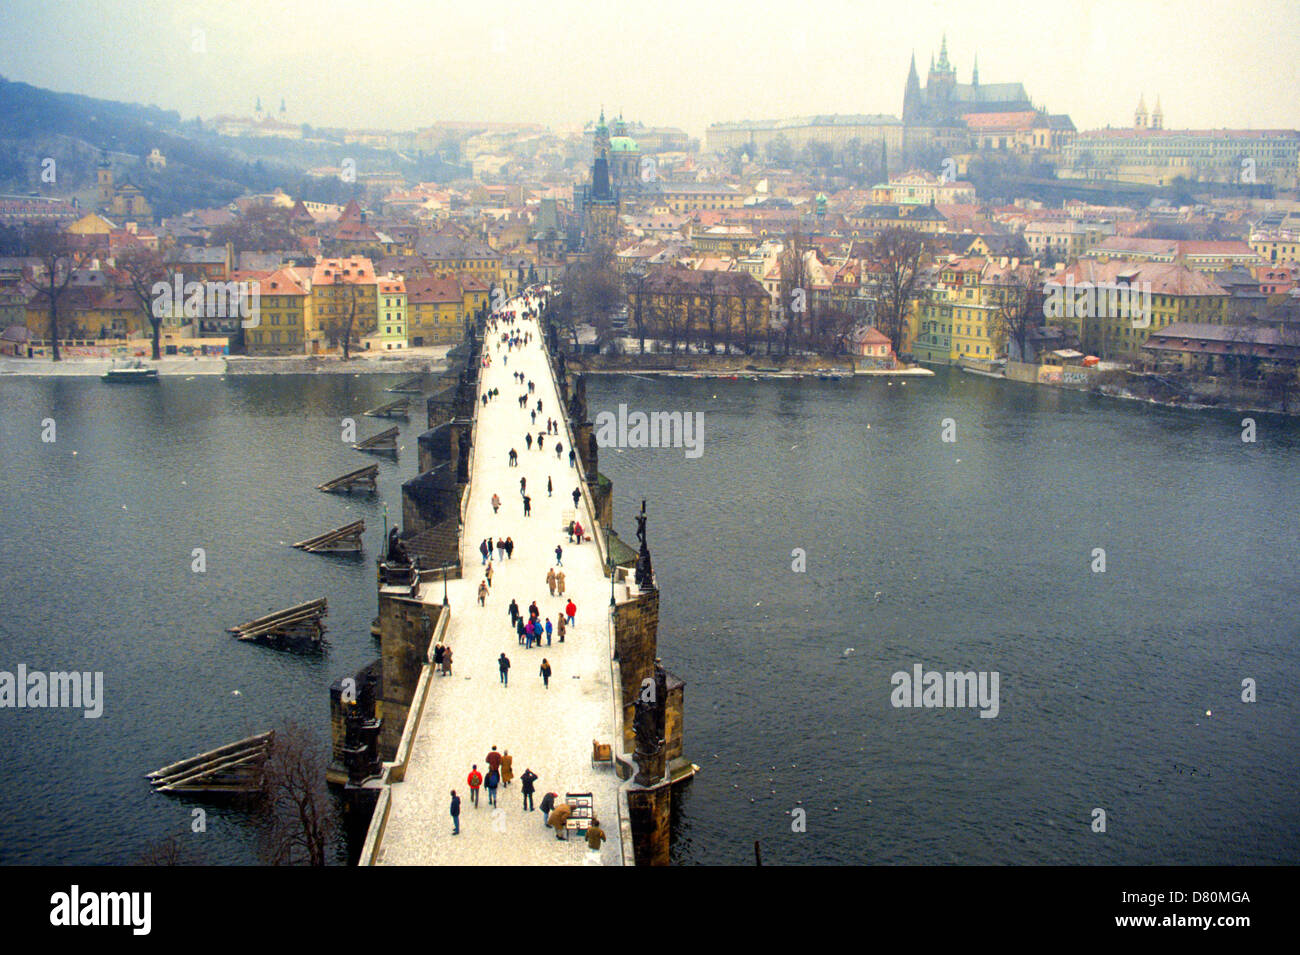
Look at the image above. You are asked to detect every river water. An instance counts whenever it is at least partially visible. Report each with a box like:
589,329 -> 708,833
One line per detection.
0,368 -> 1296,864
588,369 -> 1299,865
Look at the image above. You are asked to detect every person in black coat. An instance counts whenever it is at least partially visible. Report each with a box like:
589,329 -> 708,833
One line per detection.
521,769 -> 538,811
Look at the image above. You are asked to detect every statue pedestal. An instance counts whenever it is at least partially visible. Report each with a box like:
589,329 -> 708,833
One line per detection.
633,746 -> 665,787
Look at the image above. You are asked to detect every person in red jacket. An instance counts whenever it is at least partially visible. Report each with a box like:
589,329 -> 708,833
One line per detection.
467,765 -> 483,808
565,600 -> 576,626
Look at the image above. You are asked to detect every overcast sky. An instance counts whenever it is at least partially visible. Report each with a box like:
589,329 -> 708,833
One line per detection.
3,0 -> 1298,137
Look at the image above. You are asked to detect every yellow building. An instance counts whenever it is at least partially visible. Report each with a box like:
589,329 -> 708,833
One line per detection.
308,257 -> 377,353
66,213 -> 116,240
245,267 -> 312,354
910,258 -> 1040,364
1250,231 -> 1300,266
416,236 -> 501,284
406,276 -> 472,346
95,160 -> 153,221
651,183 -> 743,213
692,225 -> 759,257
1047,260 -> 1229,358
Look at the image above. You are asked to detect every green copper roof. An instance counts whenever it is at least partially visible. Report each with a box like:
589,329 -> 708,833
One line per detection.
610,136 -> 639,152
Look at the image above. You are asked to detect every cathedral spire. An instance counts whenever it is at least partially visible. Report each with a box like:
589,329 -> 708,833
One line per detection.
972,52 -> 979,85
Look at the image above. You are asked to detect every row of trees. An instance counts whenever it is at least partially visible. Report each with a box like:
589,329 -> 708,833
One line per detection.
551,229 -> 939,359
20,224 -> 170,360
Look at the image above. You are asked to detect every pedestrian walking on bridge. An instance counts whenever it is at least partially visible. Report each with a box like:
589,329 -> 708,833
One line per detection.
450,790 -> 460,835
547,567 -> 556,596
500,751 -> 513,787
556,570 -> 565,596
521,769 -> 538,811
467,766 -> 482,808
539,658 -> 552,688
485,767 -> 500,807
498,653 -> 511,686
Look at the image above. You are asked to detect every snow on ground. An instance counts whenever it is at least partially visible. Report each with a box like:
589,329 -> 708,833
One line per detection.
376,299 -> 624,865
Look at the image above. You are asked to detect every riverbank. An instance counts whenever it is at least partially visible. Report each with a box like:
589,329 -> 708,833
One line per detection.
584,366 -> 934,380
573,353 -> 932,379
0,347 -> 450,378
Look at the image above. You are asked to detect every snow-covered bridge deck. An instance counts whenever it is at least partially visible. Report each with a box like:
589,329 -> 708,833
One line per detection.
370,298 -> 627,865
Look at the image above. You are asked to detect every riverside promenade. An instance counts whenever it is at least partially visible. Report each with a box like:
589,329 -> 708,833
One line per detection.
371,297 -> 627,865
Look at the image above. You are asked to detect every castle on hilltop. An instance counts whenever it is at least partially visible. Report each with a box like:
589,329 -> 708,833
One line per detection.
902,34 -> 1034,126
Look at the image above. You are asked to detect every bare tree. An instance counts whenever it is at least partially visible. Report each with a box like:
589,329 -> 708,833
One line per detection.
659,279 -> 687,355
136,834 -> 203,866
777,231 -> 810,356
988,266 -> 1046,362
821,305 -> 858,357
627,267 -> 650,355
22,224 -> 89,361
700,270 -> 720,355
113,247 -> 168,360
872,227 -> 928,356
736,290 -> 753,354
324,281 -> 364,360
258,722 -> 334,866
210,205 -> 301,254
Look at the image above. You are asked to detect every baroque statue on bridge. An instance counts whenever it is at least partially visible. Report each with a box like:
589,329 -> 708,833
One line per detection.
634,678 -> 661,757
634,500 -> 654,590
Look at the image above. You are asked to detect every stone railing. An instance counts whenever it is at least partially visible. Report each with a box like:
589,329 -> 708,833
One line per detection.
358,605 -> 450,866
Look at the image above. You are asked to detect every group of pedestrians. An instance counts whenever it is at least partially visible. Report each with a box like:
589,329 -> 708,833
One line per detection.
449,746 -> 605,860
432,641 -> 453,676
480,536 -> 515,563
450,745 -> 517,832
443,294 -> 608,861
546,565 -> 567,596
